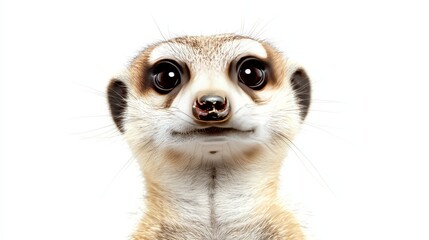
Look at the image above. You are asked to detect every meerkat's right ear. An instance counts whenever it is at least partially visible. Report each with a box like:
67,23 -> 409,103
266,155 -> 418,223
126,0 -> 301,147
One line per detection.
290,68 -> 311,120
107,78 -> 128,133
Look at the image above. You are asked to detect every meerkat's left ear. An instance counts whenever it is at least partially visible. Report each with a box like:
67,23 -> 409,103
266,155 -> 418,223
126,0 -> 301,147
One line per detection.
107,77 -> 128,133
290,69 -> 311,120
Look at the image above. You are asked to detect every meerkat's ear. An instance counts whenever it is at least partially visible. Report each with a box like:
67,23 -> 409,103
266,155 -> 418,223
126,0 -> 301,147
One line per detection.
290,69 -> 311,120
107,78 -> 128,133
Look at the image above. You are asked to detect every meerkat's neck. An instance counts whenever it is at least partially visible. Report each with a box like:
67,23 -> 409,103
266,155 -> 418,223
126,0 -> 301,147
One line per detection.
145,163 -> 279,218
135,151 -> 299,239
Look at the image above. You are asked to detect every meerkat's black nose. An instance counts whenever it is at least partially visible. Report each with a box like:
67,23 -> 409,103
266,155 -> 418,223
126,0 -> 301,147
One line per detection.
192,95 -> 231,122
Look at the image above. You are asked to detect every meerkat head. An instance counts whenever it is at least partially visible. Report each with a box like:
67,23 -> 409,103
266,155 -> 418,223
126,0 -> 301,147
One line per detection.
107,34 -> 310,168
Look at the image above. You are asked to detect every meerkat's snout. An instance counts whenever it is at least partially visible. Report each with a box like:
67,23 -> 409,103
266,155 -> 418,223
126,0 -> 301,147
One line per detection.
192,94 -> 230,122
189,56 -> 268,123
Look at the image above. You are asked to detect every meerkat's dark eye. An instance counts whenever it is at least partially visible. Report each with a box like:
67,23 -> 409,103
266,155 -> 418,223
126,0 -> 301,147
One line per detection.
237,57 -> 267,90
152,60 -> 182,94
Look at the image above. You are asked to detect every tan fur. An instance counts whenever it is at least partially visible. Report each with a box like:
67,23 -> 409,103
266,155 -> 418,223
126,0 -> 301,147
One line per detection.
108,34 -> 309,239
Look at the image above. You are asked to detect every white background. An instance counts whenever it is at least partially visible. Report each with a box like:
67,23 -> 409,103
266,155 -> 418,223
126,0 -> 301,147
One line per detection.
1,0 -> 429,239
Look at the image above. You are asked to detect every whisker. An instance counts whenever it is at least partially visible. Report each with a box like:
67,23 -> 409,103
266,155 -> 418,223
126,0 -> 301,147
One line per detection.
68,115 -> 112,120
71,124 -> 119,137
73,82 -> 108,98
302,121 -> 352,145
101,155 -> 135,196
272,130 -> 336,196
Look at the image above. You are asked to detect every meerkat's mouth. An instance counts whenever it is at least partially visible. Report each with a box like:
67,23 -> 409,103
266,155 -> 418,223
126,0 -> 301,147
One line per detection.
172,127 -> 254,137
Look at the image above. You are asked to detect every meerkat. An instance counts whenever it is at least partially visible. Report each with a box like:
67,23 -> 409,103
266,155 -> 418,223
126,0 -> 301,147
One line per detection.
107,34 -> 311,240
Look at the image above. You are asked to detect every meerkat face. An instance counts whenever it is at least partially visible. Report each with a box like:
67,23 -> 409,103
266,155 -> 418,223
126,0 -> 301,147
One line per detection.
108,34 -> 310,166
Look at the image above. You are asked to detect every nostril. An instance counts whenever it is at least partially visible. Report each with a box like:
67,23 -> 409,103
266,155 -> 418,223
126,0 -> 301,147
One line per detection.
193,95 -> 230,122
214,101 -> 225,110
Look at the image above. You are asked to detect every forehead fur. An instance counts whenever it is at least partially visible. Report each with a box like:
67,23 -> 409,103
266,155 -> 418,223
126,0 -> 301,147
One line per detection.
148,34 -> 269,71
127,34 -> 288,98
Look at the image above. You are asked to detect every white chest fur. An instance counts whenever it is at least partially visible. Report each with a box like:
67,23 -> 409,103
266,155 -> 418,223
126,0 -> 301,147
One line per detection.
139,155 -> 290,240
